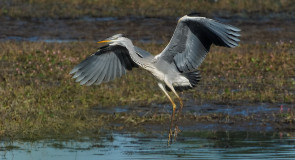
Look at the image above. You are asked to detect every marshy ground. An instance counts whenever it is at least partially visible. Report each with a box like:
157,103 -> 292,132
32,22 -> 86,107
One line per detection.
0,0 -> 295,142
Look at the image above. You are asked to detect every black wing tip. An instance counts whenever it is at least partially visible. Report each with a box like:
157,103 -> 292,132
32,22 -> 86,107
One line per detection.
183,70 -> 201,87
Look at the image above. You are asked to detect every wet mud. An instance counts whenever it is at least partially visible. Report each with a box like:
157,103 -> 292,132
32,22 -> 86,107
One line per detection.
91,102 -> 295,133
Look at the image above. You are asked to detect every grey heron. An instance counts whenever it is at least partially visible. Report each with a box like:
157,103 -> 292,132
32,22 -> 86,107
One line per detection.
70,14 -> 241,144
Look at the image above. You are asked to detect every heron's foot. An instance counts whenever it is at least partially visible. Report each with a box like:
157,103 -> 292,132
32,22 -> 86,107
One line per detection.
173,125 -> 181,141
167,103 -> 176,146
167,128 -> 173,146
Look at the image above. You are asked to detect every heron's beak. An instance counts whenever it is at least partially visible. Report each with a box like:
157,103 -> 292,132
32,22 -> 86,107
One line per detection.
97,40 -> 111,43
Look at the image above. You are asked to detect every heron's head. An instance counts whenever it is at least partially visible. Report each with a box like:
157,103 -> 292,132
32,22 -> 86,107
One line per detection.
97,34 -> 130,46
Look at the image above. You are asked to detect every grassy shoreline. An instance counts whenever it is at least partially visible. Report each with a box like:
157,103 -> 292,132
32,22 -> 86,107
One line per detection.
0,41 -> 294,139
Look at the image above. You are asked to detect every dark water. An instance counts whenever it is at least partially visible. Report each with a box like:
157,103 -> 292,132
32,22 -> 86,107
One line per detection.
1,131 -> 295,160
1,16 -> 294,44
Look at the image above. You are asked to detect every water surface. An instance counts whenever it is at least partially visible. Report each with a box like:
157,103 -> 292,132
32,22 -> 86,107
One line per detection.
1,131 -> 295,160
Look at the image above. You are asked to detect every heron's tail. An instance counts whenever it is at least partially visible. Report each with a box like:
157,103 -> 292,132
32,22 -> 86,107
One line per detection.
182,70 -> 201,87
165,70 -> 201,92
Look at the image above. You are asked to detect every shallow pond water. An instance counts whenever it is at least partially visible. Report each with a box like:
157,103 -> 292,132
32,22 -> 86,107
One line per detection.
1,16 -> 294,44
1,131 -> 295,160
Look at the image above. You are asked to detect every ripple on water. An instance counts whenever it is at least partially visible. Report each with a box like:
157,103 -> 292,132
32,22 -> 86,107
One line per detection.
1,131 -> 295,160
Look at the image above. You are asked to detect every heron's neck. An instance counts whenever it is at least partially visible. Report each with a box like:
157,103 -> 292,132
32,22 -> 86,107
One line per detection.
124,41 -> 147,68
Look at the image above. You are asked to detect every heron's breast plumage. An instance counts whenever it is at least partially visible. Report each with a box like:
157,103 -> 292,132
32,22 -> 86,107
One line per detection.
148,67 -> 166,82
148,60 -> 191,88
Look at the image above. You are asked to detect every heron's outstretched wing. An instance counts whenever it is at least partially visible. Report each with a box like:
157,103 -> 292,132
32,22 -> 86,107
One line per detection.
157,15 -> 241,72
134,46 -> 153,58
70,45 -> 137,86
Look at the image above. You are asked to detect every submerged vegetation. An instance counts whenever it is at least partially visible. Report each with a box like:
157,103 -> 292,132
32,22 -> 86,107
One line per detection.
0,41 -> 294,138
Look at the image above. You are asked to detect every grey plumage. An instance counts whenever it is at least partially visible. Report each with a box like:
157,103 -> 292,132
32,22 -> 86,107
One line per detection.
70,14 -> 241,103
70,45 -> 138,86
70,14 -> 241,102
158,16 -> 240,72
69,15 -> 241,143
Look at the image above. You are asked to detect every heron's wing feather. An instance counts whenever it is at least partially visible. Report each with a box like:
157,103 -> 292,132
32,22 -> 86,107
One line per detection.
134,46 -> 153,58
70,45 -> 137,86
157,16 -> 240,72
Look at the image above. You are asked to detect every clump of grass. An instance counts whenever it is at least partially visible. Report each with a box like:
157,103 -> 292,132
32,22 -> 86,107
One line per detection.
190,42 -> 295,104
0,0 -> 294,19
0,41 -> 294,139
275,105 -> 295,124
0,41 -> 165,139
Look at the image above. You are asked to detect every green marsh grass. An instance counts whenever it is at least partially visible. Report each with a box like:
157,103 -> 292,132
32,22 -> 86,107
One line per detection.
0,41 -> 294,138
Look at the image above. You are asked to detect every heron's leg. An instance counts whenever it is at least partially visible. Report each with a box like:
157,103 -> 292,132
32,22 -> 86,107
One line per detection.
163,81 -> 182,140
168,86 -> 183,140
171,89 -> 184,114
158,82 -> 176,146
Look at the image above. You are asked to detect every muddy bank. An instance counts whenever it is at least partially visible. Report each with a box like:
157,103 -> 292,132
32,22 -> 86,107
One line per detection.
91,103 -> 295,134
